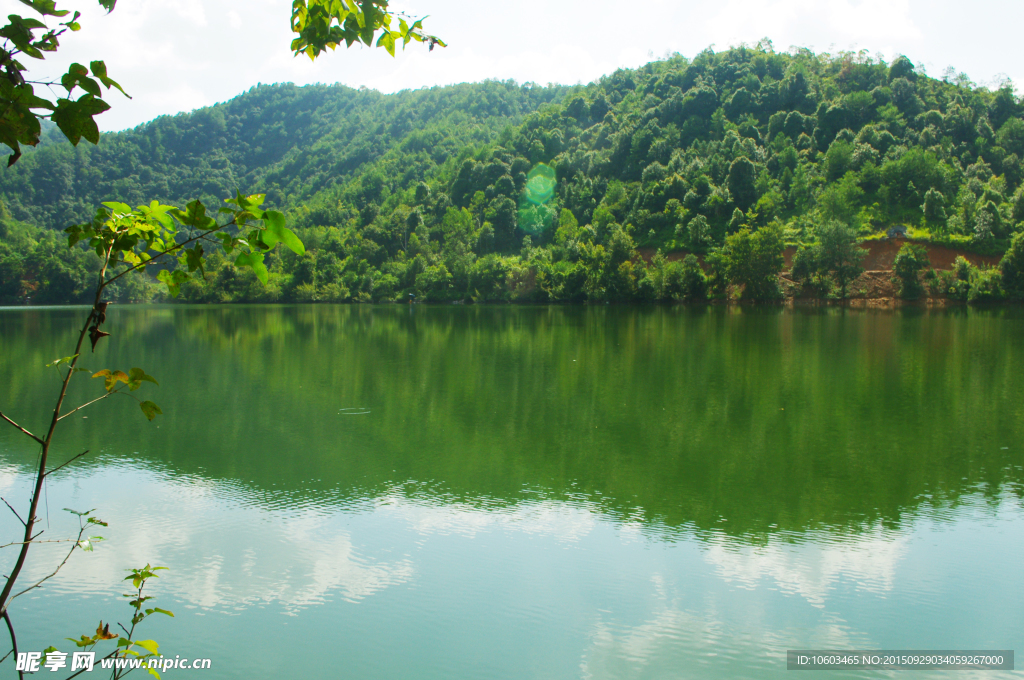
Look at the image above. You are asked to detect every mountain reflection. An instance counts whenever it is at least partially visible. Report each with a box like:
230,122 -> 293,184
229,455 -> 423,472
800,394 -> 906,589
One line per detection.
1,305 -> 1023,541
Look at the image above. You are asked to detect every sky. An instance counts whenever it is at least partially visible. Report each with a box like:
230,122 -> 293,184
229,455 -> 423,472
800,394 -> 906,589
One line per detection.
3,0 -> 1022,132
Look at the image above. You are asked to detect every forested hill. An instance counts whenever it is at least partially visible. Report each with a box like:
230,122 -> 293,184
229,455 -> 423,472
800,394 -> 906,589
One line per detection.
0,80 -> 568,228
3,44 -> 1024,305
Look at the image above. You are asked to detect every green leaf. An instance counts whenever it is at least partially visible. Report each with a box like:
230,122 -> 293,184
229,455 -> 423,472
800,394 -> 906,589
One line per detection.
263,210 -> 305,254
101,201 -> 132,214
151,607 -> 174,617
128,367 -> 158,390
64,508 -> 97,517
18,17 -> 48,29
93,369 -> 129,392
139,401 -> 162,421
132,639 -> 159,655
66,224 -> 84,246
235,251 -> 268,284
281,227 -> 307,254
46,354 -> 79,368
216,232 -> 235,253
184,244 -> 205,274
76,534 -> 105,551
376,30 -> 396,56
156,269 -> 189,297
90,60 -> 129,98
66,635 -> 97,648
51,94 -> 109,145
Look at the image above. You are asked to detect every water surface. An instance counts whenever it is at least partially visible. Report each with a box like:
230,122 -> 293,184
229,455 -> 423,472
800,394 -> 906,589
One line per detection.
1,305 -> 1022,678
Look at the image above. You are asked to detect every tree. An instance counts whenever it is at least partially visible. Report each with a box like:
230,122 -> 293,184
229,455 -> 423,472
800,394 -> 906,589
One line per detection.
817,174 -> 864,226
974,208 -> 995,242
728,207 -> 745,234
790,244 -> 818,289
679,253 -> 707,300
555,208 -> 579,245
727,157 -> 757,212
687,214 -> 710,247
716,223 -> 785,299
892,243 -> 929,298
921,187 -> 947,228
816,220 -> 865,297
999,231 -> 1024,300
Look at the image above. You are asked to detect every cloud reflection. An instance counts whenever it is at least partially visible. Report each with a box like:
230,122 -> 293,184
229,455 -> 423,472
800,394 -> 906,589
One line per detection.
703,528 -> 907,607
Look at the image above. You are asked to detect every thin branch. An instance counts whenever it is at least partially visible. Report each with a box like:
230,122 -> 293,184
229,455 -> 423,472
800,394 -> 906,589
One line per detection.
45,450 -> 89,477
2,610 -> 22,680
0,250 -> 106,613
0,498 -> 25,527
57,392 -> 112,420
0,412 -> 43,445
0,538 -> 77,549
10,525 -> 86,601
65,651 -> 118,680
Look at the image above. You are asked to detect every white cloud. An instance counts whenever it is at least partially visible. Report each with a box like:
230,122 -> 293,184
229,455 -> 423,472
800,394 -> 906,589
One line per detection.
1,0 -> 1022,132
703,0 -> 920,54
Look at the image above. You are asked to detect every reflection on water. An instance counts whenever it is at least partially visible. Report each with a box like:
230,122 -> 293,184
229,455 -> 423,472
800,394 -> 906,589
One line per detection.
1,305 -> 1023,679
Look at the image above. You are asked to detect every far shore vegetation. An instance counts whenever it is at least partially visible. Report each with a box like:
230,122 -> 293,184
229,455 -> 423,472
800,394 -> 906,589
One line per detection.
4,44 -> 1024,305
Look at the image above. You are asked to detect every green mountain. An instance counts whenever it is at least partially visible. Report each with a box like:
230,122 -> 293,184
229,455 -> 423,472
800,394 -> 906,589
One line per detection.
2,45 -> 1024,304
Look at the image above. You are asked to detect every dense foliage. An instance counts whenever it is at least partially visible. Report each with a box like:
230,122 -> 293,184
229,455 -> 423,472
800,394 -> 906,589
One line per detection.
4,42 -> 1024,304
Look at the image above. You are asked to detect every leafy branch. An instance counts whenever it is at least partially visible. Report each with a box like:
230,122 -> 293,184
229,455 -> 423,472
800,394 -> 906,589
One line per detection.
63,564 -> 172,680
10,510 -> 106,603
0,0 -> 126,165
0,191 -> 302,646
290,0 -> 445,60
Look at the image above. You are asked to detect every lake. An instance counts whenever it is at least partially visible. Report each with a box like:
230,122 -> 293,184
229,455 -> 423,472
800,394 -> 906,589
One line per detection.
1,304 -> 1022,679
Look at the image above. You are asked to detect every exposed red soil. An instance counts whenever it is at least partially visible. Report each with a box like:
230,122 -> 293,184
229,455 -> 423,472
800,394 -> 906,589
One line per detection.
827,238 -> 999,271
639,238 -> 1000,272
637,238 -> 1004,301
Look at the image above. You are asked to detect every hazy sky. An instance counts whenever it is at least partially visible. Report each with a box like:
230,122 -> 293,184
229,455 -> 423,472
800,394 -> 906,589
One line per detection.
4,0 -> 1021,132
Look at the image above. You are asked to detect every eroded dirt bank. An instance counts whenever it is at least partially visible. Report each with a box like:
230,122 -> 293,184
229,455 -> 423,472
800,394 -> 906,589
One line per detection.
638,238 -> 1005,304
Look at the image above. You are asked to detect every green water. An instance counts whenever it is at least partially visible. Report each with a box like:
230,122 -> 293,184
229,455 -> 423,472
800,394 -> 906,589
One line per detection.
0,305 -> 1022,679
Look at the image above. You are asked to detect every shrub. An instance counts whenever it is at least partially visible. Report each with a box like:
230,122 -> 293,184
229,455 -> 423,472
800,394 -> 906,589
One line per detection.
791,244 -> 819,288
892,243 -> 929,298
968,267 -> 1006,302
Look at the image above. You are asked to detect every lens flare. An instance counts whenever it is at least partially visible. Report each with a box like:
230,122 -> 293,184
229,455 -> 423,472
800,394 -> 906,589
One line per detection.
518,163 -> 558,235
523,164 -> 556,205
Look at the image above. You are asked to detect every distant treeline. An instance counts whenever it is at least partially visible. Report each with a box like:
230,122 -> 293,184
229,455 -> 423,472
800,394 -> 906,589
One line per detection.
3,43 -> 1024,304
